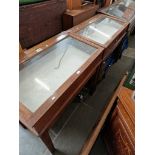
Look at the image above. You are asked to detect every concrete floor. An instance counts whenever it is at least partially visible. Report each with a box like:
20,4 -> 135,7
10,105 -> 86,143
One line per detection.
19,35 -> 135,155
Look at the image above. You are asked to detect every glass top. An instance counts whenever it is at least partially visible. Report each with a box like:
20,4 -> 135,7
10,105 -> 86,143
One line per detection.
77,17 -> 123,45
119,0 -> 135,9
102,3 -> 134,21
19,36 -> 96,112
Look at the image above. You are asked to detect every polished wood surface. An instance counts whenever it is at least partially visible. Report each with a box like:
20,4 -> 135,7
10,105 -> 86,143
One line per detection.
67,0 -> 81,10
19,0 -> 66,48
104,86 -> 135,155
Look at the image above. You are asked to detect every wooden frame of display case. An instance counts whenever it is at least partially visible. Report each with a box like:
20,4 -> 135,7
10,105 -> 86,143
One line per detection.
69,14 -> 129,59
19,32 -> 104,154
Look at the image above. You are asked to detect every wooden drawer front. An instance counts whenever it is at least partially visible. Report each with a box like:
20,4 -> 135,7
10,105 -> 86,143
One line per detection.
117,100 -> 135,144
106,107 -> 135,155
118,88 -> 135,124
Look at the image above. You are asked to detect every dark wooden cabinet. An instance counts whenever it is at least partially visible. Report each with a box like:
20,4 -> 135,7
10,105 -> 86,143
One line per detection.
104,86 -> 135,155
19,0 -> 66,49
80,74 -> 135,155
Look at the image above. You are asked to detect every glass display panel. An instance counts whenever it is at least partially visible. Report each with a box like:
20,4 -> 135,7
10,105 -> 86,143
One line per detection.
78,17 -> 123,45
103,4 -> 134,21
20,37 -> 96,112
119,0 -> 135,8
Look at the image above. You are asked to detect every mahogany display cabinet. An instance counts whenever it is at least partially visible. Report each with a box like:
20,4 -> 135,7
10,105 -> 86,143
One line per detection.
69,14 -> 129,59
97,1 -> 135,34
19,32 -> 104,153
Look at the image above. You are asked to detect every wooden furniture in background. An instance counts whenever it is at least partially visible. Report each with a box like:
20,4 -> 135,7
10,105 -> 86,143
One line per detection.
19,0 -> 66,49
104,86 -> 135,155
80,74 -> 128,155
63,4 -> 99,30
19,43 -> 23,54
19,43 -> 27,61
67,0 -> 81,10
19,32 -> 104,154
104,0 -> 113,7
67,0 -> 97,10
80,73 -> 135,155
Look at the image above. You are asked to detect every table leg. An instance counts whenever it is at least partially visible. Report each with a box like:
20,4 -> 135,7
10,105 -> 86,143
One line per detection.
40,130 -> 55,154
88,67 -> 101,95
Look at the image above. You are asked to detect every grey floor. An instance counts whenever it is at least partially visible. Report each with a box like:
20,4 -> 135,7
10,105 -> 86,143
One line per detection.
19,35 -> 135,155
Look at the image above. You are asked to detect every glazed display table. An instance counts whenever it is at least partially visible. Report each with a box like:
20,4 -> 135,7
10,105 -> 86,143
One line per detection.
97,1 -> 135,34
70,14 -> 128,59
19,32 -> 104,153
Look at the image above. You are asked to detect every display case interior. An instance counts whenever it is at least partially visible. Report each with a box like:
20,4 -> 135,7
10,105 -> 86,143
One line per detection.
70,15 -> 128,50
97,1 -> 135,23
20,36 -> 97,112
118,0 -> 135,9
77,17 -> 124,45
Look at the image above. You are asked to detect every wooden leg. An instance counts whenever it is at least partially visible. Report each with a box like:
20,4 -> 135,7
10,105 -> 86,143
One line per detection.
40,130 -> 55,154
88,67 -> 100,95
